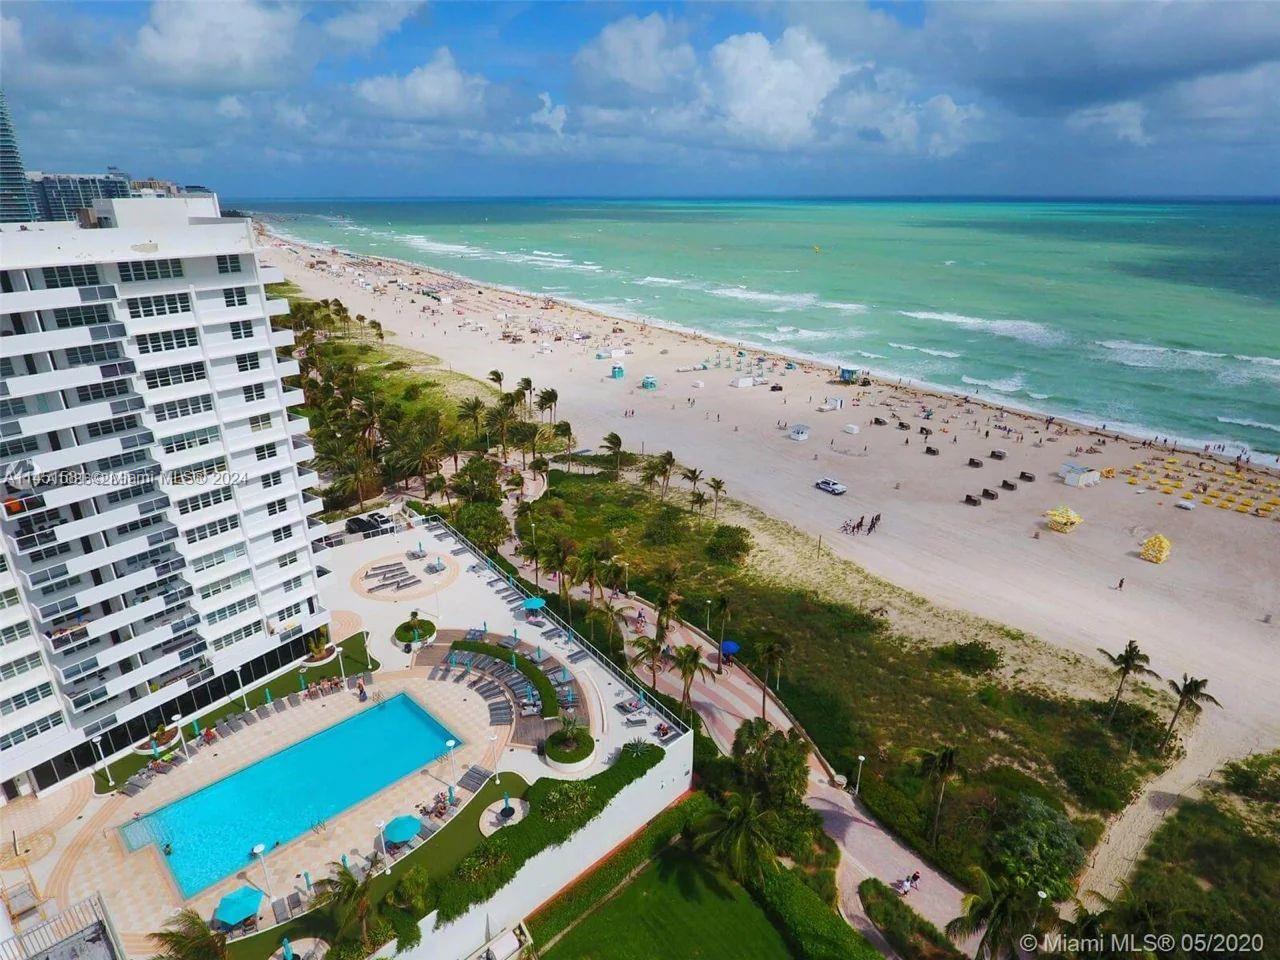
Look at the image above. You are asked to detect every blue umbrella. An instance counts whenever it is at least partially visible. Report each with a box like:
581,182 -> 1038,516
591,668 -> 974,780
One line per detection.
384,815 -> 421,845
721,640 -> 741,656
214,886 -> 263,927
523,597 -> 546,611
341,853 -> 350,870
282,938 -> 294,960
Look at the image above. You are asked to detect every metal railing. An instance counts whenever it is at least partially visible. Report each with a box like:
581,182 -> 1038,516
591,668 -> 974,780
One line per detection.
0,894 -> 123,960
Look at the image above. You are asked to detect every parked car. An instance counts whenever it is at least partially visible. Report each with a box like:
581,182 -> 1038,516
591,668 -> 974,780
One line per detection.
814,477 -> 847,495
368,511 -> 395,530
345,516 -> 375,534
770,384 -> 784,392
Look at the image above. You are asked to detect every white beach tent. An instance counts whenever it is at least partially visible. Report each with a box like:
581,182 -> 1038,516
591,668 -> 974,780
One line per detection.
842,423 -> 860,435
729,376 -> 756,388
1060,461 -> 1101,487
789,424 -> 812,442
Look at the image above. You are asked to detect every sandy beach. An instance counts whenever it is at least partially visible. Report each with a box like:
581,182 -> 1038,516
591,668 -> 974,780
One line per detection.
260,227 -> 1280,774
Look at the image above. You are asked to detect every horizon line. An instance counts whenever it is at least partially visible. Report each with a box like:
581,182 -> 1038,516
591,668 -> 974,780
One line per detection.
228,193 -> 1280,204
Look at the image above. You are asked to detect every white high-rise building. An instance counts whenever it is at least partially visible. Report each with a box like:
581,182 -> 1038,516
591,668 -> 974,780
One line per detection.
0,196 -> 330,798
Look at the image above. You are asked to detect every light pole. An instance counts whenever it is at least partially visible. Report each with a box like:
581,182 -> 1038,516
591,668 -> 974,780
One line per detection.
172,713 -> 189,760
855,755 -> 866,796
445,738 -> 458,785
705,599 -> 711,632
240,665 -> 251,711
337,643 -> 347,683
92,735 -> 113,788
488,734 -> 499,785
252,843 -> 273,899
377,820 -> 387,858
622,561 -> 629,594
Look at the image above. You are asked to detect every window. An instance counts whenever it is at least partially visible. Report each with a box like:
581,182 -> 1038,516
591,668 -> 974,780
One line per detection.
114,514 -> 165,537
207,595 -> 257,626
0,436 -> 38,460
85,415 -> 138,439
1,683 -> 53,716
254,443 -> 275,462
242,383 -> 266,404
266,497 -> 288,517
261,470 -> 282,489
136,328 -> 198,354
212,621 -> 259,652
125,292 -> 191,319
271,525 -> 292,544
275,600 -> 305,621
192,541 -> 247,573
277,551 -> 298,569
0,652 -> 42,681
1,622 -> 32,647
171,455 -> 227,485
0,398 -> 27,419
200,570 -> 251,601
51,304 -> 112,328
117,258 -> 183,282
235,352 -> 260,373
0,589 -> 19,610
29,542 -> 72,564
43,264 -> 100,288
279,575 -> 304,595
153,394 -> 213,422
176,485 -> 232,515
143,361 -> 206,390
64,343 -> 121,367
96,449 -> 147,472
217,254 -> 242,274
249,413 -> 272,433
76,379 -> 131,404
223,287 -> 248,308
0,712 -> 63,751
106,482 -> 155,505
230,319 -> 253,340
160,425 -> 219,455
186,515 -> 240,544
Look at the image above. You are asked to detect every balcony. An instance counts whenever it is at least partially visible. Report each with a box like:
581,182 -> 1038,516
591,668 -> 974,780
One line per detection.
290,436 -> 315,462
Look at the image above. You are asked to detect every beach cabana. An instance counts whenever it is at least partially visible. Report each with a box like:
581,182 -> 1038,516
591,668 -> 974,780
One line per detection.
729,376 -> 755,388
640,375 -> 658,390
838,366 -> 859,382
610,363 -> 625,379
1060,462 -> 1101,487
789,424 -> 811,442
1045,506 -> 1083,533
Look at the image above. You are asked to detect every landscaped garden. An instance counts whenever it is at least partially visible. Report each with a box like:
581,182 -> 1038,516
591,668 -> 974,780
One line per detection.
393,612 -> 436,645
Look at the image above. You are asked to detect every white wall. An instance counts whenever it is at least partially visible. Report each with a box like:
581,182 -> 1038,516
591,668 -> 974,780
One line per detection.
376,732 -> 694,960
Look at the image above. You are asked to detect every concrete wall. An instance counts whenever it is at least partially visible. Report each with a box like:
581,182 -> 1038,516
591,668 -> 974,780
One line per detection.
376,731 -> 694,960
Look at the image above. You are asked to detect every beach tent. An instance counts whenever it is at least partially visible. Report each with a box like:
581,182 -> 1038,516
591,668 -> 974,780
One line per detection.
641,375 -> 658,390
1060,462 -> 1101,487
842,424 -> 860,435
729,376 -> 755,388
789,424 -> 811,442
1140,534 -> 1171,563
1045,506 -> 1083,533
610,363 -> 625,379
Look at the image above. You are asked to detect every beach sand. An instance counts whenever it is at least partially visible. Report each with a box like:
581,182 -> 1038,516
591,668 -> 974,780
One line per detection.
262,229 -> 1280,781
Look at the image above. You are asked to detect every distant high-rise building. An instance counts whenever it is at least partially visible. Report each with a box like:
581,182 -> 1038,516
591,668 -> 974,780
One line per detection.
27,170 -> 132,221
130,176 -> 182,198
0,90 -> 38,223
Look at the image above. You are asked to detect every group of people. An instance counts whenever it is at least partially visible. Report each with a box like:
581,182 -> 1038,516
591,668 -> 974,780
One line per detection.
893,871 -> 922,896
306,675 -> 345,698
418,790 -> 455,820
841,513 -> 882,536
621,409 -> 638,418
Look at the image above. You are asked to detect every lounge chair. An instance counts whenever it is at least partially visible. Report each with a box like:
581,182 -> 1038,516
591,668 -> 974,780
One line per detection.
624,715 -> 647,728
215,721 -> 233,738
239,711 -> 258,726
121,783 -> 142,797
363,671 -> 373,686
568,649 -> 590,664
227,717 -> 244,732
255,705 -> 272,720
169,752 -> 188,766
288,693 -> 302,707
346,675 -> 359,690
272,899 -> 290,924
286,892 -> 303,915
273,699 -> 288,713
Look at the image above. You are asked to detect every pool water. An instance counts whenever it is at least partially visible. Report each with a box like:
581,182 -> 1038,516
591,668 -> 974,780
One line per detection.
120,693 -> 458,898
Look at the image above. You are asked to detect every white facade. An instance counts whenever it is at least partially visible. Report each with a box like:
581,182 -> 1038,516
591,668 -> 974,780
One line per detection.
0,198 -> 329,796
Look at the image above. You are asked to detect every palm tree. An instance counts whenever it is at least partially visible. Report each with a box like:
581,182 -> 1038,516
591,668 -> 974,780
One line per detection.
693,791 -> 779,885
690,490 -> 708,514
459,397 -> 486,439
714,593 -> 731,674
530,456 -> 549,484
600,431 -> 624,471
542,536 -> 578,616
681,466 -> 703,497
554,420 -> 575,473
754,636 -> 787,719
911,745 -> 964,845
656,450 -> 676,499
946,867 -> 1054,960
148,908 -> 227,960
1161,674 -> 1222,753
707,477 -> 726,518
1097,640 -> 1160,725
485,404 -> 520,462
426,472 -> 448,508
672,644 -> 713,718
517,538 -> 541,587
650,562 -> 681,648
441,431 -> 466,474
330,453 -> 381,510
516,376 -> 534,415
487,369 -> 504,392
313,853 -> 384,946
599,595 -> 626,656
630,632 -> 665,692
639,458 -> 663,493
390,409 -> 444,496
536,387 -> 558,422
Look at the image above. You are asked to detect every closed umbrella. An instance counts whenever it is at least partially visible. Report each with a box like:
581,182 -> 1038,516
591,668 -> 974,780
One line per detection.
191,719 -> 201,738
150,738 -> 160,760
282,938 -> 294,960
214,886 -> 263,927
264,688 -> 272,704
384,815 -> 421,845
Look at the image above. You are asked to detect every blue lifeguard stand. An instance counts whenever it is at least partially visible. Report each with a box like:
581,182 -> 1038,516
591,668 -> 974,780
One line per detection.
640,375 -> 658,390
838,366 -> 859,383
610,363 -> 625,379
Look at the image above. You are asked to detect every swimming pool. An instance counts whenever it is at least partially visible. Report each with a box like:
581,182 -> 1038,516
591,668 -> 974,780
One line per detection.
120,693 -> 458,898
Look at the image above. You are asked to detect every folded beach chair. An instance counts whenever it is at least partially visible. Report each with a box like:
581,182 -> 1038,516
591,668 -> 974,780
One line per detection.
363,671 -> 374,686
226,717 -> 244,733
255,705 -> 272,720
239,711 -> 257,726
624,715 -> 647,728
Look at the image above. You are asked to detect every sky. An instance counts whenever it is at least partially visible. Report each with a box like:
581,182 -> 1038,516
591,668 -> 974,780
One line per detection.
3,0 -> 1279,198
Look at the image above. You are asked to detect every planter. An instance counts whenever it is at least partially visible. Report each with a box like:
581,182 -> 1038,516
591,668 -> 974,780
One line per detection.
132,727 -> 179,755
394,618 -> 437,645
544,730 -> 596,773
304,645 -> 338,666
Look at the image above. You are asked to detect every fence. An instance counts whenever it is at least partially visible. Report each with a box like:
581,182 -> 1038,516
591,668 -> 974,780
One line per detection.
0,895 -> 124,960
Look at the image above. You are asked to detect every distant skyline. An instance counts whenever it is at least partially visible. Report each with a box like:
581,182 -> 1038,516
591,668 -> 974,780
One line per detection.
4,1 -> 1280,198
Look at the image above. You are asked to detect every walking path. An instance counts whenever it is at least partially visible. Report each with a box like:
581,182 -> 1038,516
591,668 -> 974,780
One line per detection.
490,466 -> 970,955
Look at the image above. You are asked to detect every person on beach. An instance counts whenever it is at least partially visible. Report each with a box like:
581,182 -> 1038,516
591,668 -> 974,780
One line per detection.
1117,578 -> 1125,591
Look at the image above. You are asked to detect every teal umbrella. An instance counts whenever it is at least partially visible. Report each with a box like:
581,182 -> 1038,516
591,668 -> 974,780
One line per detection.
384,815 -> 421,845
298,672 -> 306,691
213,886 -> 262,926
522,597 -> 546,611
191,719 -> 201,738
510,653 -> 517,668
282,939 -> 294,960
150,738 -> 159,760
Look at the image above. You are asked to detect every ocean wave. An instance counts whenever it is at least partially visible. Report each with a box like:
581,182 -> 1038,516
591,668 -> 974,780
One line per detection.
854,350 -> 885,359
757,326 -> 831,343
1234,353 -> 1280,366
1028,392 -> 1051,400
889,342 -> 962,359
824,301 -> 869,313
961,374 -> 1025,394
635,276 -> 685,286
1217,416 -> 1280,434
404,236 -> 487,257
901,310 -> 1064,346
1095,339 -> 1226,358
710,287 -> 821,310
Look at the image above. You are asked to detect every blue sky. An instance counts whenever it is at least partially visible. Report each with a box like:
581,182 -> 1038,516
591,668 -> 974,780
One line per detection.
4,1 -> 1279,197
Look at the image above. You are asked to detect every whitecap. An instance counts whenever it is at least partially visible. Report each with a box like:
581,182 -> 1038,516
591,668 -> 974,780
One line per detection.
710,287 -> 820,309
635,276 -> 684,286
961,374 -> 1025,394
1217,416 -> 1280,434
888,342 -> 962,359
823,301 -> 869,313
900,310 -> 1064,346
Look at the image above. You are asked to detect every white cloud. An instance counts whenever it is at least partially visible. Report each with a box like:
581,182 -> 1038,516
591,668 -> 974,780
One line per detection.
531,93 -> 567,137
322,1 -> 423,51
1066,100 -> 1153,146
708,28 -> 850,148
216,96 -> 248,120
355,48 -> 488,120
134,0 -> 307,89
574,13 -> 698,100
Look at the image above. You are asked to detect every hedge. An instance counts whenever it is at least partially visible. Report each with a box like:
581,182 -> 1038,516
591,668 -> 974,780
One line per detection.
749,867 -> 881,960
451,639 -> 558,718
546,728 -> 595,764
431,743 -> 665,923
528,791 -> 714,946
858,878 -> 964,960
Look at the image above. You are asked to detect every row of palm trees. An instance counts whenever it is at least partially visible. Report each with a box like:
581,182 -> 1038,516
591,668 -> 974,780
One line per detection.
1096,638 -> 1222,753
633,448 -> 727,516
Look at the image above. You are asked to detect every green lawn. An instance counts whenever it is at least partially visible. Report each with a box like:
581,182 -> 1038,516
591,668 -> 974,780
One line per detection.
543,850 -> 793,960
94,632 -> 378,793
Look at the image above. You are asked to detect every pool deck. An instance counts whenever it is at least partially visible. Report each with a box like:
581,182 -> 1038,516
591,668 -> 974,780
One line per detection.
1,516 -> 681,954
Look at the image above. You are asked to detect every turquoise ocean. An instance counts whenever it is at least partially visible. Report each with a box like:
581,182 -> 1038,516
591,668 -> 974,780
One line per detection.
242,199 -> 1280,456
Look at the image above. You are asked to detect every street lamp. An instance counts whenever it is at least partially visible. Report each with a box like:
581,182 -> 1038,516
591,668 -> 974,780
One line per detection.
704,599 -> 711,632
488,733 -> 500,785
252,843 -> 273,899
376,820 -> 387,858
92,735 -> 113,788
172,713 -> 189,760
445,738 -> 458,785
240,665 -> 251,711
855,755 -> 866,796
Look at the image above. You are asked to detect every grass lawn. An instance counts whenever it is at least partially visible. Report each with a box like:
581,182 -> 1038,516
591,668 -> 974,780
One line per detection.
94,632 -> 379,794
543,849 -> 792,960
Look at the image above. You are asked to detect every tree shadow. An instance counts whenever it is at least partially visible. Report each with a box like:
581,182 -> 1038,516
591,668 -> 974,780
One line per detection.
653,848 -> 736,904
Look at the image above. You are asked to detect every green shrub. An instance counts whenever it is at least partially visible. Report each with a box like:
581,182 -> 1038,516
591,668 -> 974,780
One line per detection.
858,878 -> 964,960
454,501 -> 509,553
402,383 -> 422,401
749,867 -> 881,960
1222,750 -> 1280,802
1054,748 -> 1138,812
384,360 -> 409,371
546,728 -> 596,764
642,505 -> 687,545
394,617 -> 436,644
988,795 -> 1084,900
705,524 -> 753,563
528,792 -> 715,945
798,867 -> 839,906
451,640 -> 558,717
933,640 -> 1002,673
